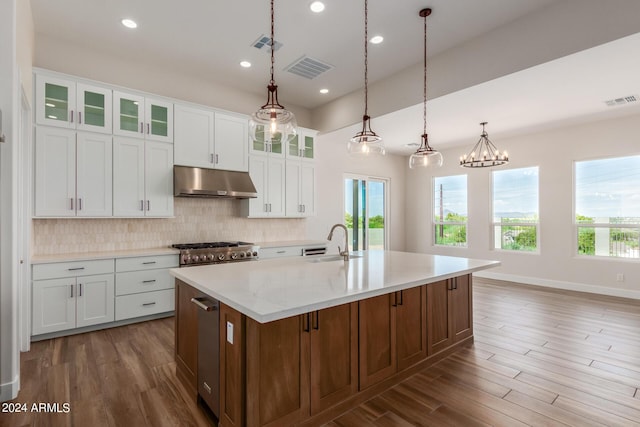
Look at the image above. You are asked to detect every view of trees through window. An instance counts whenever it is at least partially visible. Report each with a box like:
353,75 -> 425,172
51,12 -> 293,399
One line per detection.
344,177 -> 386,250
492,167 -> 539,251
433,175 -> 467,246
575,156 -> 640,258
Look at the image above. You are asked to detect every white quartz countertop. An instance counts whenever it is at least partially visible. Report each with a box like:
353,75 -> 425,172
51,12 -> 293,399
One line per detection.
170,250 -> 500,323
32,247 -> 179,264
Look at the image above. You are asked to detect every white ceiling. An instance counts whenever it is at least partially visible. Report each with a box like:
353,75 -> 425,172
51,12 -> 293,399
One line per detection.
29,0 -> 640,155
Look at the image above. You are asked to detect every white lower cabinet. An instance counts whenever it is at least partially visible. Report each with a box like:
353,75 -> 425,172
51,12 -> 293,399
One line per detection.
114,254 -> 178,321
32,259 -> 115,335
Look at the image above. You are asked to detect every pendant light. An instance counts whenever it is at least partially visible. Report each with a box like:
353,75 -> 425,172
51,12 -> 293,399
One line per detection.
460,122 -> 508,168
249,0 -> 297,144
347,0 -> 385,156
409,8 -> 442,169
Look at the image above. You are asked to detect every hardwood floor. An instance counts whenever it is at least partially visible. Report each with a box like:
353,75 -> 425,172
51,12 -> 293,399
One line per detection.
2,279 -> 639,427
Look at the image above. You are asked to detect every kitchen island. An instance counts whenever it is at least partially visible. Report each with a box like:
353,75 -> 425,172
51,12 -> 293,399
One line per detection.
170,250 -> 499,427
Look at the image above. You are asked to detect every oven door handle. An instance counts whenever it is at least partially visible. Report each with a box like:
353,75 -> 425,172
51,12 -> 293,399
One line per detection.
191,297 -> 218,312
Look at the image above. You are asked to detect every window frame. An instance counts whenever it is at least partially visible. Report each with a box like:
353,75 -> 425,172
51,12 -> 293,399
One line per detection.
491,166 -> 540,253
432,174 -> 468,248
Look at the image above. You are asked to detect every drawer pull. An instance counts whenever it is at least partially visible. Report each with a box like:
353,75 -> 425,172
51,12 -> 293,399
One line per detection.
142,302 -> 157,307
142,279 -> 157,284
203,381 -> 212,394
142,261 -> 157,265
277,250 -> 286,254
191,297 -> 217,311
68,267 -> 85,271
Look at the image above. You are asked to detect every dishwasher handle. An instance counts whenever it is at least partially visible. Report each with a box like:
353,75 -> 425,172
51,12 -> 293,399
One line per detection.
191,297 -> 218,312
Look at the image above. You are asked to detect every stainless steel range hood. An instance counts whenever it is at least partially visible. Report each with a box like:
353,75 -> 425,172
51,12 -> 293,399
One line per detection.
174,166 -> 257,199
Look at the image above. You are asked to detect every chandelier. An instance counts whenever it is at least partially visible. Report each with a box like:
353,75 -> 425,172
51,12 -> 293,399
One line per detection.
459,122 -> 508,168
249,0 -> 297,144
408,8 -> 442,169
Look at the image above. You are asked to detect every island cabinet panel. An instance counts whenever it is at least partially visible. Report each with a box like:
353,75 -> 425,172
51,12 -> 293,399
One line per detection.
175,279 -> 200,397
358,293 -> 397,389
427,275 -> 473,356
245,315 -> 310,427
220,303 -> 245,427
396,286 -> 428,371
309,303 -> 358,415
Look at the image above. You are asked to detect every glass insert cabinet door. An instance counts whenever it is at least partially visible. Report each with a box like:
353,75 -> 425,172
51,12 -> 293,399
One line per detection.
251,124 -> 283,155
35,74 -> 112,134
114,92 -> 173,142
287,131 -> 315,160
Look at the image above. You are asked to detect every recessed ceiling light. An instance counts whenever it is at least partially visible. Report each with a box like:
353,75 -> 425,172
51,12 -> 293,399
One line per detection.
319,88 -> 329,94
240,61 -> 252,68
310,1 -> 325,13
370,35 -> 384,44
121,18 -> 138,29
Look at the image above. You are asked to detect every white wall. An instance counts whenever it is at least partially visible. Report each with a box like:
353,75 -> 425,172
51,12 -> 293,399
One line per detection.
306,130 -> 407,254
406,112 -> 640,299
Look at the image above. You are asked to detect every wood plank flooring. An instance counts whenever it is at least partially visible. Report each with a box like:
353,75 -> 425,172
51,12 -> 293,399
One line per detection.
2,279 -> 639,427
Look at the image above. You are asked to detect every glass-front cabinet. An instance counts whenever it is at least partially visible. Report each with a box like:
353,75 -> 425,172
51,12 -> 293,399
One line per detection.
250,124 -> 284,157
286,127 -> 316,161
114,91 -> 173,143
35,74 -> 112,134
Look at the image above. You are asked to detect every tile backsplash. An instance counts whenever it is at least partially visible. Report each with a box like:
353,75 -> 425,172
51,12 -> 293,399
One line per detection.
32,198 -> 306,255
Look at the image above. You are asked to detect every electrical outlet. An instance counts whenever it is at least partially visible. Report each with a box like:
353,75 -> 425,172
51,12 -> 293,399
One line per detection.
226,321 -> 234,344
616,273 -> 624,282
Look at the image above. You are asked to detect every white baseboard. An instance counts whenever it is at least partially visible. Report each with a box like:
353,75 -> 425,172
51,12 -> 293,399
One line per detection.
0,374 -> 19,402
474,271 -> 640,300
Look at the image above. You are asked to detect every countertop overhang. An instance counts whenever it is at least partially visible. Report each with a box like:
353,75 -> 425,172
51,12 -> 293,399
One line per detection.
170,250 -> 500,323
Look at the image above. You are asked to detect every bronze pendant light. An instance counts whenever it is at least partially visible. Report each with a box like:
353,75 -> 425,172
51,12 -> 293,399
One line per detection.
409,8 -> 442,169
249,0 -> 297,144
347,0 -> 385,156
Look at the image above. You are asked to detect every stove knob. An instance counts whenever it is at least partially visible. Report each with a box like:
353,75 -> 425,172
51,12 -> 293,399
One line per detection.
217,254 -> 226,261
181,254 -> 189,264
230,252 -> 238,260
208,254 -> 216,261
239,252 -> 246,258
192,255 -> 200,263
245,251 -> 252,258
252,251 -> 258,257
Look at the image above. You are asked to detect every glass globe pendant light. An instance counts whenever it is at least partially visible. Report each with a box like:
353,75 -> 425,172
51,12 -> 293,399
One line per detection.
249,0 -> 297,144
409,8 -> 442,169
347,0 -> 385,156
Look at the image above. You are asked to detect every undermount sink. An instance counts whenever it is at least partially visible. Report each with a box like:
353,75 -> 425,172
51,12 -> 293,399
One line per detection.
307,254 -> 363,263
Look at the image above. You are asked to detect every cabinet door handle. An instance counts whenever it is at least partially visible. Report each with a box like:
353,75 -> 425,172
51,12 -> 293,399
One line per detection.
79,283 -> 83,297
146,200 -> 151,211
70,198 -> 74,211
391,292 -> 397,307
215,154 -> 219,164
78,198 -> 82,211
139,122 -> 143,133
190,297 -> 217,311
303,313 -> 310,332
70,284 -> 74,298
142,302 -> 157,307
147,123 -> 150,134
140,200 -> 145,211
312,311 -> 319,330
398,290 -> 403,306
142,279 -> 156,284
210,153 -> 214,164
302,205 -> 306,213
78,111 -> 82,124
70,110 -> 74,123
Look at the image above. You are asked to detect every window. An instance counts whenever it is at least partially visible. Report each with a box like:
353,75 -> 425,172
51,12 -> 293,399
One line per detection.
344,176 -> 387,250
492,167 -> 539,251
433,175 -> 467,246
575,156 -> 640,259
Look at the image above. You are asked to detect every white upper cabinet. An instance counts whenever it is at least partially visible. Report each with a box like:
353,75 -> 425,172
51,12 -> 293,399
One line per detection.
35,74 -> 112,134
214,112 -> 248,172
286,127 -> 317,161
286,162 -> 316,217
114,91 -> 173,143
245,155 -> 286,217
34,127 -> 112,217
113,137 -> 174,217
174,105 -> 248,172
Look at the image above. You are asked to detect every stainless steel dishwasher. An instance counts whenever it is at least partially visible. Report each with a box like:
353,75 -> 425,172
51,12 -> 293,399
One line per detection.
191,296 -> 220,419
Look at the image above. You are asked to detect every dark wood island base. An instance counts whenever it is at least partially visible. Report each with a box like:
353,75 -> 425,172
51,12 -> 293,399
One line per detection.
176,274 -> 474,427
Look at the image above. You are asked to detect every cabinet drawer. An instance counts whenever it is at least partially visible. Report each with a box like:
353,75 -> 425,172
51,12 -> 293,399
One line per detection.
116,254 -> 179,272
260,246 -> 303,259
33,259 -> 115,280
115,289 -> 175,321
115,269 -> 173,296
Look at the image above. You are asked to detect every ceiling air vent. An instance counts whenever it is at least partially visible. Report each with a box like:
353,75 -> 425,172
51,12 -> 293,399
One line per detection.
285,55 -> 333,79
251,35 -> 282,52
604,95 -> 639,107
